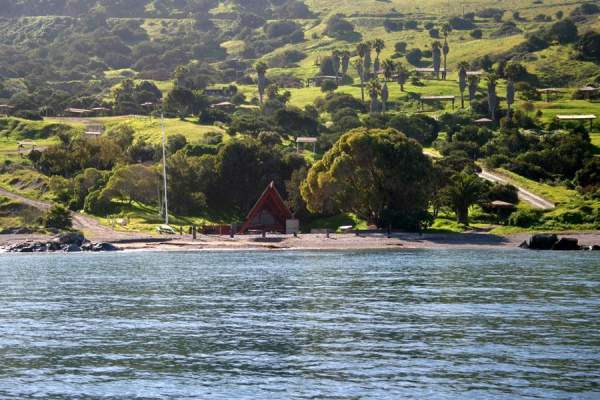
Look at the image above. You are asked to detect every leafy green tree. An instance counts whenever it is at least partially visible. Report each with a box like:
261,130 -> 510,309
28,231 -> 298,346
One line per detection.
321,79 -> 338,93
101,164 -> 159,206
44,205 -> 72,230
382,59 -> 396,82
443,172 -> 490,225
301,128 -> 434,229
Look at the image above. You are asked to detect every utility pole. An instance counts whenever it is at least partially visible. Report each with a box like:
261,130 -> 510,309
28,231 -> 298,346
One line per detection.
161,112 -> 169,225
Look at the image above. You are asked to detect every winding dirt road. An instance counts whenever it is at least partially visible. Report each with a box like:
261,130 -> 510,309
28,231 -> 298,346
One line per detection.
0,187 -> 138,241
478,169 -> 555,210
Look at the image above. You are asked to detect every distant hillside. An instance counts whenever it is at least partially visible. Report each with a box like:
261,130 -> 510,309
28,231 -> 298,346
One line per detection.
0,0 -> 599,109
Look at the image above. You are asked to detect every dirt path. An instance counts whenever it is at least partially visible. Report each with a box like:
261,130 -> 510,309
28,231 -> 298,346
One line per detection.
478,169 -> 555,210
0,187 -> 139,241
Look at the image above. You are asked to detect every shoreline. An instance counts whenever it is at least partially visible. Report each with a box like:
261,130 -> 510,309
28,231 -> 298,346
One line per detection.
2,231 -> 600,253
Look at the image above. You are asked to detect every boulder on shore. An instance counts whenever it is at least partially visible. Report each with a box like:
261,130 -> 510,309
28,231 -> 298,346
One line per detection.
1,232 -> 120,253
53,232 -> 85,246
527,234 -> 558,250
552,237 -> 581,251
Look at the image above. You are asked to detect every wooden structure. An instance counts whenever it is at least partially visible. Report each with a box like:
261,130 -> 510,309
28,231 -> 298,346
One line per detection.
306,76 -> 338,87
64,107 -> 92,117
474,118 -> 493,125
466,70 -> 484,77
210,101 -> 236,112
414,67 -> 447,79
556,114 -> 597,131
85,124 -> 104,139
204,86 -> 236,98
91,107 -> 110,116
538,88 -> 563,102
419,95 -> 456,111
238,182 -> 293,234
578,86 -> 599,101
17,141 -> 36,156
296,136 -> 317,153
0,104 -> 14,116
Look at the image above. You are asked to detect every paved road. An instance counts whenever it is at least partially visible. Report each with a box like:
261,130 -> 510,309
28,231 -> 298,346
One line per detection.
478,169 -> 555,210
0,187 -> 138,241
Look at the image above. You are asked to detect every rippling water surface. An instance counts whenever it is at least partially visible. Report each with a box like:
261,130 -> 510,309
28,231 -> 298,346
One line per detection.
0,249 -> 599,399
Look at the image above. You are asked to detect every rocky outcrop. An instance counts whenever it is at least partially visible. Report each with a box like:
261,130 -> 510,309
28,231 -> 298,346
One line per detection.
526,234 -> 558,250
521,234 -> 592,251
2,232 -> 120,253
551,238 -> 581,251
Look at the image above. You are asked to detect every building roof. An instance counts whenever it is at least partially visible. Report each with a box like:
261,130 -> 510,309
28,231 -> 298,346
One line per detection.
556,114 -> 597,120
238,182 -> 293,234
415,67 -> 447,72
296,137 -> 318,143
466,70 -> 483,76
579,86 -> 599,92
538,88 -> 563,93
210,101 -> 235,108
65,107 -> 91,114
421,95 -> 456,101
474,118 -> 494,123
490,200 -> 516,209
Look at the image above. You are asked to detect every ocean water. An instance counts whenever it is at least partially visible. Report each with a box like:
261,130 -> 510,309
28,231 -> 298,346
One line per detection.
0,249 -> 599,399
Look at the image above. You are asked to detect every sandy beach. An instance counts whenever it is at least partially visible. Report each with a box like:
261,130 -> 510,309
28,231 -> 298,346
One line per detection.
2,231 -> 600,252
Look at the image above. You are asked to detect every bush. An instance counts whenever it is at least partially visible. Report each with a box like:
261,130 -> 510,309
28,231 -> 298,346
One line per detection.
394,41 -> 408,53
508,209 -> 542,227
470,29 -> 483,39
449,16 -> 476,30
320,79 -> 338,93
405,48 -> 423,65
44,205 -> 72,229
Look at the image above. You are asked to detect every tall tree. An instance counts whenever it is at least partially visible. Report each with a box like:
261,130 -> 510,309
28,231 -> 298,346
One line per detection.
458,62 -> 468,109
353,59 -> 366,102
506,78 -> 516,120
382,59 -> 396,82
367,79 -> 382,113
442,38 -> 450,80
255,61 -> 268,104
373,38 -> 385,76
443,172 -> 489,225
341,50 -> 351,75
381,81 -> 389,113
486,73 -> 498,120
432,41 -> 442,80
363,42 -> 373,79
301,128 -> 434,229
396,62 -> 410,92
332,50 -> 341,84
468,74 -> 479,106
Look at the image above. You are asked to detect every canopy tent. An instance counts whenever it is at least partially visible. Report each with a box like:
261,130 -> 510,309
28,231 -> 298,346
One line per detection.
538,88 -> 563,102
419,95 -> 456,111
556,114 -> 597,130
238,182 -> 293,234
296,136 -> 317,153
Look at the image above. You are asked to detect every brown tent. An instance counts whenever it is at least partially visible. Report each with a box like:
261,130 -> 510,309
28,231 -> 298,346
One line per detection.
238,182 -> 293,234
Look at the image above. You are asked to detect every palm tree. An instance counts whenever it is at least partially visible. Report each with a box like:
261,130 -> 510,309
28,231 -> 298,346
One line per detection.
458,61 -> 468,109
486,73 -> 498,121
442,38 -> 450,80
366,79 -> 381,113
444,172 -> 489,226
441,23 -> 451,80
506,78 -> 516,120
363,42 -> 372,79
255,61 -> 268,104
432,41 -> 442,80
381,81 -> 389,113
468,74 -> 479,106
353,59 -> 365,102
341,50 -> 351,75
382,59 -> 395,82
332,50 -> 341,84
373,38 -> 385,76
396,62 -> 410,92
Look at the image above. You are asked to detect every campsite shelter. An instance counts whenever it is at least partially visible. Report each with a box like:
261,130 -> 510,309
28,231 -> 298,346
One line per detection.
556,114 -> 597,131
419,95 -> 456,111
238,182 -> 293,234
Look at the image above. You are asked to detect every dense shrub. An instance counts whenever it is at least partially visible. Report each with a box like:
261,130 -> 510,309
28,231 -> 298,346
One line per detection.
44,205 -> 72,230
508,209 -> 542,227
